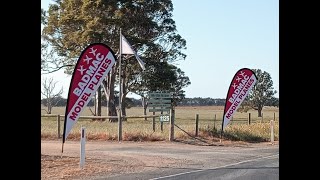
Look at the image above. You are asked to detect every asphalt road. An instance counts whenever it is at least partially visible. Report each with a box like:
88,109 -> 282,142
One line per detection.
103,153 -> 278,180
42,140 -> 279,180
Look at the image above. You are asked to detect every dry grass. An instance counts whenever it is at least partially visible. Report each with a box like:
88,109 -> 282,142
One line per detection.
201,121 -> 279,142
41,106 -> 279,142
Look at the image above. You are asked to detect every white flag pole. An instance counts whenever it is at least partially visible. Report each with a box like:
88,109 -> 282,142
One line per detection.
118,29 -> 123,141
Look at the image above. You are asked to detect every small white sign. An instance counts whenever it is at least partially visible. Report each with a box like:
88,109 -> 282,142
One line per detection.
160,114 -> 170,122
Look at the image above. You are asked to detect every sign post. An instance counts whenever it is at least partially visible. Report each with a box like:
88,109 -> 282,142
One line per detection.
169,108 -> 175,141
148,92 -> 172,134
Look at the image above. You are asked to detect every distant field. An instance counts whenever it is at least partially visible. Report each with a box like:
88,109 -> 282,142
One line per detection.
41,105 -> 278,121
41,105 -> 279,142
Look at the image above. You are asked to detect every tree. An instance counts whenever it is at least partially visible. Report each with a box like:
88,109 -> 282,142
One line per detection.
41,77 -> 63,114
41,8 -> 72,75
42,0 -> 187,121
266,97 -> 279,107
170,68 -> 191,106
245,69 -> 277,117
41,8 -> 47,71
41,8 -> 46,25
132,61 -> 190,117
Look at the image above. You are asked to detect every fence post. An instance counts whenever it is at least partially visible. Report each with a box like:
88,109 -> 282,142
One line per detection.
195,114 -> 199,136
213,114 -> 216,130
248,113 -> 251,125
169,108 -> 175,141
270,120 -> 274,144
160,111 -> 163,132
274,113 -> 276,121
118,108 -> 122,141
57,115 -> 61,139
152,107 -> 155,132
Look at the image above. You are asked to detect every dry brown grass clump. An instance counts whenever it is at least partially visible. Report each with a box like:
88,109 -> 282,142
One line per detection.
123,132 -> 165,141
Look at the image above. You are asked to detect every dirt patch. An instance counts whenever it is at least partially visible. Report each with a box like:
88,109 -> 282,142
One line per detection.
41,149 -> 189,179
41,154 -> 143,180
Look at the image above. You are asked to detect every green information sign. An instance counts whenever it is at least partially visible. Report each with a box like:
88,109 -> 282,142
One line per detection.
148,99 -> 172,104
149,108 -> 171,112
149,93 -> 172,98
148,91 -> 172,113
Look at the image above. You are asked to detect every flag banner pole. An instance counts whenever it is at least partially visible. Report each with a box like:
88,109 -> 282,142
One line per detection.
118,28 -> 123,141
117,30 -> 146,141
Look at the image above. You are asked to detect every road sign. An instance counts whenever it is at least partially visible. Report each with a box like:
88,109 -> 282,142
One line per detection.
160,114 -> 170,122
148,91 -> 172,112
148,103 -> 171,107
149,93 -> 172,98
148,99 -> 172,104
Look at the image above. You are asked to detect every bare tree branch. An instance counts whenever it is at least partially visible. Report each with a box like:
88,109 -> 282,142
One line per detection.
41,64 -> 73,74
41,35 -> 74,75
41,108 -> 49,114
41,77 -> 64,114
88,107 -> 96,116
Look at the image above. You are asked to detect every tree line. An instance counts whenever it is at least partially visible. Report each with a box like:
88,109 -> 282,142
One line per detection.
42,68 -> 279,116
41,96 -> 279,107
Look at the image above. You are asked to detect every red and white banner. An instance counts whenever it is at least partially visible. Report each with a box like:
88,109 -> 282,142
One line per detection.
222,68 -> 257,131
63,43 -> 116,143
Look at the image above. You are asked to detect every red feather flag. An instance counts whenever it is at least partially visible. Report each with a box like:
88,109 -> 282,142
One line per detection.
62,43 -> 117,148
222,68 -> 257,132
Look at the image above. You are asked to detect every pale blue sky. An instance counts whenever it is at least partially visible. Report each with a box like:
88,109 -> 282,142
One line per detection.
41,0 -> 279,99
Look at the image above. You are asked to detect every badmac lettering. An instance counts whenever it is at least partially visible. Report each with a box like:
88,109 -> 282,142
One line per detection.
73,53 -> 113,97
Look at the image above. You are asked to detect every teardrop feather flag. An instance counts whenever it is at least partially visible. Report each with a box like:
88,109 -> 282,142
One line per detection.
62,43 -> 117,149
221,68 -> 257,132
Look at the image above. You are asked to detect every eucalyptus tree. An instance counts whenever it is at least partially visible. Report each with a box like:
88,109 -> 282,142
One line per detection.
243,69 -> 277,117
42,0 -> 187,121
